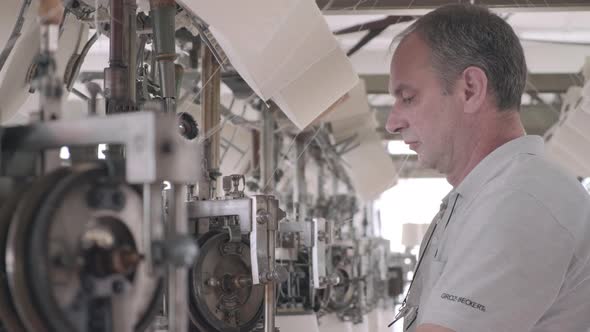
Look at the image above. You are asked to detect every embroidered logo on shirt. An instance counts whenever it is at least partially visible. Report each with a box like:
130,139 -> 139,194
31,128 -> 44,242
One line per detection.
440,293 -> 486,312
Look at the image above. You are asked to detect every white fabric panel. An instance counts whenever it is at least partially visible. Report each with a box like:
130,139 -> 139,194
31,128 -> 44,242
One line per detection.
545,82 -> 590,176
219,121 -> 253,177
178,0 -> 358,129
325,79 -> 375,143
342,131 -> 397,201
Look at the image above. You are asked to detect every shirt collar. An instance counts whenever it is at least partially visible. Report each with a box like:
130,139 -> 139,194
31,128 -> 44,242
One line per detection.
454,135 -> 545,201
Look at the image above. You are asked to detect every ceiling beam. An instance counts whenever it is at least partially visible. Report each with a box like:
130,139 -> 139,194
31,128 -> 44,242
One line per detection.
362,73 -> 583,95
318,0 -> 590,14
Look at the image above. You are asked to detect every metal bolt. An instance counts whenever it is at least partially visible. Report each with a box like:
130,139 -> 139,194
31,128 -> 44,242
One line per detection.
111,190 -> 126,209
112,280 -> 124,294
82,278 -> 94,293
256,209 -> 269,224
160,140 -> 173,154
86,189 -> 103,208
206,277 -> 220,288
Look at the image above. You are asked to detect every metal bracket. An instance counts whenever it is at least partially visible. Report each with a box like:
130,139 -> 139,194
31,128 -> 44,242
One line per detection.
186,198 -> 252,234
0,111 -> 201,183
312,218 -> 329,289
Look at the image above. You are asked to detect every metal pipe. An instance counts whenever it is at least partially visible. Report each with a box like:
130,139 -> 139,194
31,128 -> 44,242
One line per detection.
36,0 -> 63,173
175,64 -> 184,99
36,0 -> 63,121
252,129 -> 261,178
200,45 -> 221,199
142,183 -> 162,274
149,0 -> 176,112
264,203 -> 277,332
104,0 -> 132,113
167,184 -> 189,332
260,107 -> 275,194
317,160 -> 325,203
38,0 -> 63,25
110,0 -> 124,66
260,107 -> 277,332
264,234 -> 276,332
293,137 -> 307,222
126,0 -> 138,104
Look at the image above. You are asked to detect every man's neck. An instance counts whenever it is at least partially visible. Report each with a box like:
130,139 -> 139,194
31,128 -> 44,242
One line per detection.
446,111 -> 525,187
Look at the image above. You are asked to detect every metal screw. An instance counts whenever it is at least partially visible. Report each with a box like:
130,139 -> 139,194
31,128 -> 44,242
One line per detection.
112,280 -> 124,294
206,277 -> 220,288
86,189 -> 103,208
111,190 -> 125,209
82,278 -> 94,293
160,140 -> 173,154
256,209 -> 269,224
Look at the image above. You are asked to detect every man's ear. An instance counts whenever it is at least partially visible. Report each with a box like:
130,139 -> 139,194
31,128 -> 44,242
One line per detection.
459,66 -> 488,114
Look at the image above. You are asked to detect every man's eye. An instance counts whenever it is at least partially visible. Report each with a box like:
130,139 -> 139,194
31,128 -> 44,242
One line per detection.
402,96 -> 414,104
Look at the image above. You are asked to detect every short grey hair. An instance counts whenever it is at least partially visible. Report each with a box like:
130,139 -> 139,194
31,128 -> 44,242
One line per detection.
397,4 -> 527,111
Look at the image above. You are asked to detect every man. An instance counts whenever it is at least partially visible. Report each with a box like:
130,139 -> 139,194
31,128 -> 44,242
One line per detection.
386,4 -> 590,332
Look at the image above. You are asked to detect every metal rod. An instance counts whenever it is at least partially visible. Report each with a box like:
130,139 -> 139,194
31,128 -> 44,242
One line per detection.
293,137 -> 307,222
261,107 -> 275,194
264,234 -> 276,332
252,129 -> 261,179
199,44 -> 221,199
36,0 -> 63,173
260,107 -> 277,332
110,0 -> 124,67
38,0 -> 63,25
142,183 -> 162,274
150,0 -> 176,112
317,159 -> 325,203
104,0 -> 135,114
126,0 -> 137,104
167,184 -> 189,332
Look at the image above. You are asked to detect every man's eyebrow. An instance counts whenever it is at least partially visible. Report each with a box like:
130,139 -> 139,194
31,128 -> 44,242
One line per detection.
392,83 -> 412,97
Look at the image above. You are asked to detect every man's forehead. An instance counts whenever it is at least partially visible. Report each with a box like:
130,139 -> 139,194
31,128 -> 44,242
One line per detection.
389,35 -> 432,95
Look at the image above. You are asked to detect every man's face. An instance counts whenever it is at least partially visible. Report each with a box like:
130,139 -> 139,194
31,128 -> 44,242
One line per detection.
387,33 -> 462,173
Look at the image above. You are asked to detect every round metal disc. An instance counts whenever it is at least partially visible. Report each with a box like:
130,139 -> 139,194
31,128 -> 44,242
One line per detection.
326,246 -> 355,312
26,166 -> 162,332
327,267 -> 354,311
6,167 -> 72,332
0,187 -> 28,331
189,232 -> 264,332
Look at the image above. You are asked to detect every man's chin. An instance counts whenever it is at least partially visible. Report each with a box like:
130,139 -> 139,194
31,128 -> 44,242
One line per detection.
416,155 -> 437,171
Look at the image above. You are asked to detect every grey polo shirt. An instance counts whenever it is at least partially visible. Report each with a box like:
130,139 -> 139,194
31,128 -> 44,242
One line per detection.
405,135 -> 590,332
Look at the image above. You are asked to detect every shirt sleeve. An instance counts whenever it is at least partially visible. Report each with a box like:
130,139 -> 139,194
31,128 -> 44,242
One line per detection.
419,188 -> 575,332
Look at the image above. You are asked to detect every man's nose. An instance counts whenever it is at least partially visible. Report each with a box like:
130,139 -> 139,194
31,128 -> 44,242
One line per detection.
386,105 -> 407,134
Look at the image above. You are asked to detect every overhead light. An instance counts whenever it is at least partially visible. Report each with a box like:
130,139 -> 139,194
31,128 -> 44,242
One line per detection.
59,146 -> 70,160
97,144 -> 107,159
387,140 -> 416,155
